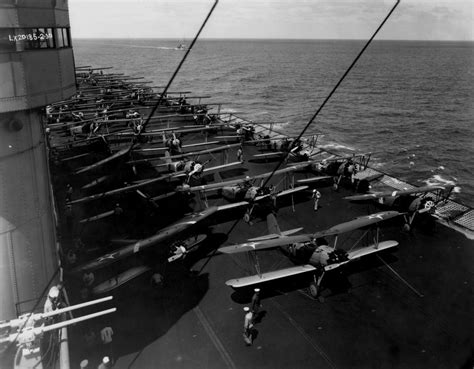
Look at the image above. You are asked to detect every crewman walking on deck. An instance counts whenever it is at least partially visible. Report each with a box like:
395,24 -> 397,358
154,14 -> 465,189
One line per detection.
312,189 -> 321,211
65,204 -> 74,235
237,145 -> 244,163
243,306 -> 253,345
100,326 -> 114,363
66,184 -> 73,202
113,203 -> 123,227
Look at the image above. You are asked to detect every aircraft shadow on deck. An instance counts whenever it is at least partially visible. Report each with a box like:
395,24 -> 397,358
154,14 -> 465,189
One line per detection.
114,272 -> 210,357
68,268 -> 211,362
185,232 -> 229,267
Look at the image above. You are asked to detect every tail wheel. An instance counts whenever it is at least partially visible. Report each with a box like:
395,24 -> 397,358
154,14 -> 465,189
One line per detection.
403,223 -> 411,232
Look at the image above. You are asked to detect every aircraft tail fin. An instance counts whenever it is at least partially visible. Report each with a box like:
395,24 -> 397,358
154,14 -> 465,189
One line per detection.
246,213 -> 303,242
164,150 -> 172,164
267,213 -> 281,236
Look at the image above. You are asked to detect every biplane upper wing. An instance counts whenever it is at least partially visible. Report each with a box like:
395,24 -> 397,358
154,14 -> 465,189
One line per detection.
69,171 -> 179,205
116,125 -> 219,137
323,153 -> 371,162
133,141 -> 220,153
218,234 -> 314,254
150,143 -> 240,163
344,185 -> 448,201
253,185 -> 309,202
73,202 -> 248,272
225,265 -> 317,288
75,146 -> 132,174
324,211 -> 403,234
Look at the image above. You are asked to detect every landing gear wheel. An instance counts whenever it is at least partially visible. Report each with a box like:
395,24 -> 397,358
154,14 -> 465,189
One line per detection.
403,223 -> 411,232
309,282 -> 319,298
243,213 -> 251,223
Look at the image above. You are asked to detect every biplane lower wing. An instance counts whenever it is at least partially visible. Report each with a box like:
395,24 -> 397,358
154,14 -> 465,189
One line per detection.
79,210 -> 114,223
219,234 -> 313,254
253,152 -> 284,159
225,265 -> 317,289
92,266 -> 152,295
344,185 -> 448,201
297,176 -> 332,184
276,186 -> 309,197
324,240 -> 399,271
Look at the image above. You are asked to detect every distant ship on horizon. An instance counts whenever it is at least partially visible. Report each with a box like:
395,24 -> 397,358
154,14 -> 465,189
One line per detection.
175,42 -> 187,51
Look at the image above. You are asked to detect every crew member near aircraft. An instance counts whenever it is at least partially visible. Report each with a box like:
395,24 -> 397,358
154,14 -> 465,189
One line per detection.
251,288 -> 262,323
100,326 -> 114,363
312,189 -> 321,211
66,183 -> 73,202
44,286 -> 61,314
237,146 -> 244,163
243,306 -> 253,346
65,204 -> 74,235
113,203 -> 124,231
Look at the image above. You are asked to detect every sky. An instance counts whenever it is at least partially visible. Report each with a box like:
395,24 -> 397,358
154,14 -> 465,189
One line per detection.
69,0 -> 473,41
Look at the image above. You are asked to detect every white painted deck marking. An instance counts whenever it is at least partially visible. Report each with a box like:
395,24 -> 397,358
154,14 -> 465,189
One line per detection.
193,306 -> 236,369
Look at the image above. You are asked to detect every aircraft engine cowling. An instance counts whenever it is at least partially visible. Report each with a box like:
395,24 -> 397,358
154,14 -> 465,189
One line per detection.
169,162 -> 180,172
407,197 -> 436,213
221,186 -> 236,201
309,245 -> 349,268
418,198 -> 436,214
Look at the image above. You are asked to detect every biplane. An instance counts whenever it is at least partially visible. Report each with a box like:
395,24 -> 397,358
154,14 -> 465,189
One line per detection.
250,134 -> 322,162
153,163 -> 312,222
73,124 -> 223,175
307,153 -> 373,190
344,184 -> 454,231
152,144 -> 242,183
69,143 -> 242,205
219,211 -> 402,298
72,202 -> 248,273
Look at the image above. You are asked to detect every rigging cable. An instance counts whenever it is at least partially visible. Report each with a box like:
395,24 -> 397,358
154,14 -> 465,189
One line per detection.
261,0 -> 400,189
137,0 -> 219,137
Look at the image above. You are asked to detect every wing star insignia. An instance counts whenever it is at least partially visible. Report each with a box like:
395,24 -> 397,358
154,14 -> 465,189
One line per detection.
98,253 -> 116,262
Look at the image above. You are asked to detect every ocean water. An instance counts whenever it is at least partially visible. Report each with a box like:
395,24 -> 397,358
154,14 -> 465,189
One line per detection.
73,39 -> 474,206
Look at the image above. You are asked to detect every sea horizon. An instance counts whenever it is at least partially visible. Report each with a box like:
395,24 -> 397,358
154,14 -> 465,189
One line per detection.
72,37 -> 474,43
